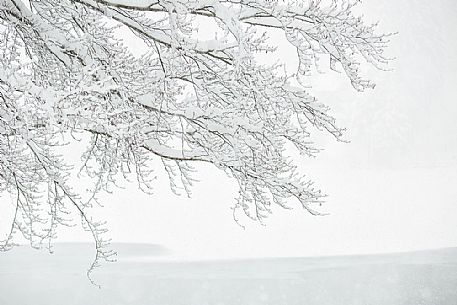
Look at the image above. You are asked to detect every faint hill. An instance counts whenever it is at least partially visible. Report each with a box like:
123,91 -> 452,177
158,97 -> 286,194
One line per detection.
1,244 -> 456,305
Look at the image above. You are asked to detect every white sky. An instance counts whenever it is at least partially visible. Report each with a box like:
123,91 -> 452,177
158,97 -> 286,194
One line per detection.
3,0 -> 457,259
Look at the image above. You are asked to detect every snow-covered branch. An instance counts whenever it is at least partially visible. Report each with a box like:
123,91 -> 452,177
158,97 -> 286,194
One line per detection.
0,0 -> 391,277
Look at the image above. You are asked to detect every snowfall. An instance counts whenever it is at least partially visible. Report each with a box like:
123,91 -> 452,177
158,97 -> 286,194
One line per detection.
0,243 -> 456,305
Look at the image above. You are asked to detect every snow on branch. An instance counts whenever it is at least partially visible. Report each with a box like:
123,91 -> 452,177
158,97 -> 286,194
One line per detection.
0,0 -> 391,279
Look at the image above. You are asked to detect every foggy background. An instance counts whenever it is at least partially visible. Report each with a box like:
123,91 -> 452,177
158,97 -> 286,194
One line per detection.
2,0 -> 457,260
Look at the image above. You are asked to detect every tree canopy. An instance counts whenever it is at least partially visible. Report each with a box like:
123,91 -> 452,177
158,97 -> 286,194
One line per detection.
0,0 -> 391,278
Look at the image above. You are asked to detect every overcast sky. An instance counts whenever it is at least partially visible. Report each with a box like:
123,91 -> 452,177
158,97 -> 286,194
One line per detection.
5,0 -> 457,259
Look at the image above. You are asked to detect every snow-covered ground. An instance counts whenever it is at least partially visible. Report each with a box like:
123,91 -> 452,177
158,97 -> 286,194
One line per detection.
1,244 -> 456,305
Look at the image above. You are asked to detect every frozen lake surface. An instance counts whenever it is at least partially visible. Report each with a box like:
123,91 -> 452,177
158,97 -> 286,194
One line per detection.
1,244 -> 456,305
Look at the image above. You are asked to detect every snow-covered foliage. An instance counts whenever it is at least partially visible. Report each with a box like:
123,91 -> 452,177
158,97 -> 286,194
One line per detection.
0,0 -> 391,276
